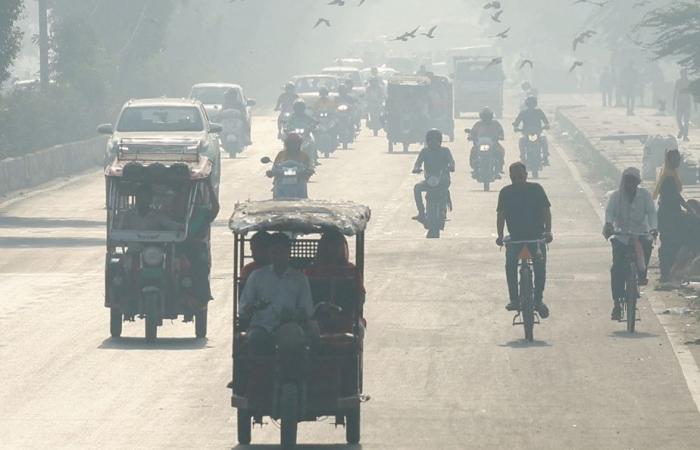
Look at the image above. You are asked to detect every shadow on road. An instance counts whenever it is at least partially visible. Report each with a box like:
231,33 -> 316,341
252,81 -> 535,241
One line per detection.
608,330 -> 659,339
500,339 -> 552,348
0,236 -> 104,248
98,337 -> 210,350
233,445 -> 362,450
0,216 -> 103,228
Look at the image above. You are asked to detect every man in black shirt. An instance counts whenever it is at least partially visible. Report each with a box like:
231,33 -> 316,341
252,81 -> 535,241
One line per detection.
412,129 -> 455,222
496,162 -> 553,317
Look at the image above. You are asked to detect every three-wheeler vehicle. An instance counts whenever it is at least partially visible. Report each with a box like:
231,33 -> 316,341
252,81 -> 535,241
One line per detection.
428,74 -> 455,142
385,75 -> 431,153
229,199 -> 371,448
104,146 -> 219,340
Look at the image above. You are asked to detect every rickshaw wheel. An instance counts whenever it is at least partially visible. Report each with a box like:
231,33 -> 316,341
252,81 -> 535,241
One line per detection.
280,384 -> 298,449
237,409 -> 252,445
110,307 -> 122,338
346,407 -> 361,444
195,306 -> 208,339
145,299 -> 158,341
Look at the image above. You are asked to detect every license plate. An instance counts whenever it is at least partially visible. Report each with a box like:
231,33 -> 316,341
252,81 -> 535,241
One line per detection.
282,177 -> 298,185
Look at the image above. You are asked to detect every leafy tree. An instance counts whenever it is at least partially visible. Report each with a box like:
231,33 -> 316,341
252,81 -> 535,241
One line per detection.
0,0 -> 24,84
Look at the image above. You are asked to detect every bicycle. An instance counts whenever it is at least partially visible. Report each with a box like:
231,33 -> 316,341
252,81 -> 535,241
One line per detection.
609,232 -> 653,333
504,238 -> 547,341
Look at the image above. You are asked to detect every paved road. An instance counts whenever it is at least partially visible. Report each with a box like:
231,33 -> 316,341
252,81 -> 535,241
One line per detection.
1,95 -> 700,449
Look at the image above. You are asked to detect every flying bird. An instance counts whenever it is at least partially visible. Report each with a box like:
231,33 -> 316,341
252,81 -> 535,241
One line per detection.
422,25 -> 438,39
359,0 -> 366,4
328,0 -> 345,5
569,60 -> 584,72
314,18 -> 331,28
491,10 -> 503,22
518,59 -> 534,70
485,57 -> 503,69
484,1 -> 501,9
572,29 -> 597,51
492,27 -> 510,39
405,26 -> 420,38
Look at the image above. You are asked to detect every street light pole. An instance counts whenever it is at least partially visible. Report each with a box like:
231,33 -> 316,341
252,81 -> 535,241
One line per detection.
38,0 -> 49,91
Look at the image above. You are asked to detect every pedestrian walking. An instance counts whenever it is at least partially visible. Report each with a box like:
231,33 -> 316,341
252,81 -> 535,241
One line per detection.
654,149 -> 687,283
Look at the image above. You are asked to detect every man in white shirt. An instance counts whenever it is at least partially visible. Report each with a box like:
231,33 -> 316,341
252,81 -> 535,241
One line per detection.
603,167 -> 658,320
239,233 -> 315,353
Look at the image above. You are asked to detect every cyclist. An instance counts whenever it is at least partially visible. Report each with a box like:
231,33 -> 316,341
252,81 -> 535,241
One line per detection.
603,167 -> 658,320
496,162 -> 553,318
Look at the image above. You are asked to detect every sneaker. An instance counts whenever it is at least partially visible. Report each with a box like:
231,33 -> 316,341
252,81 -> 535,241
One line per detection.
505,302 -> 520,311
535,302 -> 549,319
611,304 -> 622,321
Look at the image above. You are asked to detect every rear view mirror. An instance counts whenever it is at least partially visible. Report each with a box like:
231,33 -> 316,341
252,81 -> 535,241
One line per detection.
260,156 -> 272,164
247,98 -> 257,107
209,123 -> 223,133
97,123 -> 114,135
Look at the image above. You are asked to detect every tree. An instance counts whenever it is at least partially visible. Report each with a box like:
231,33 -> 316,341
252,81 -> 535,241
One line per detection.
0,0 -> 24,84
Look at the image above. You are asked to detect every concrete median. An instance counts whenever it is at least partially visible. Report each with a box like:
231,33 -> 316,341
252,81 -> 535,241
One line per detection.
0,136 -> 105,197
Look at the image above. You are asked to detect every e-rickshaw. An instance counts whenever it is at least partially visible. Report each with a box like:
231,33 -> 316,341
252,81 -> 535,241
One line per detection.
104,147 -> 219,340
385,75 -> 431,153
229,200 -> 371,448
428,75 -> 455,142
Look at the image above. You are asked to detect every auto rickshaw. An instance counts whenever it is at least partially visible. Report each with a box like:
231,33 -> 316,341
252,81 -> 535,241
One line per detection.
428,75 -> 455,142
385,75 -> 431,153
229,199 -> 371,448
104,147 -> 218,340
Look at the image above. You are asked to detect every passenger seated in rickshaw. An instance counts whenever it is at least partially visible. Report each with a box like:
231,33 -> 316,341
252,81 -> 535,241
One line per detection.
306,229 -> 365,335
239,233 -> 319,354
239,231 -> 272,285
118,185 -> 183,231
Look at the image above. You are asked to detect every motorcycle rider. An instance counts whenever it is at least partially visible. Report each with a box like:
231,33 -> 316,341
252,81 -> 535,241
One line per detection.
496,162 -> 553,318
267,133 -> 314,199
411,129 -> 456,223
275,82 -> 300,136
337,83 -> 359,130
603,167 -> 657,321
222,88 -> 252,146
365,77 -> 385,131
469,107 -> 505,176
513,95 -> 550,166
313,86 -> 336,114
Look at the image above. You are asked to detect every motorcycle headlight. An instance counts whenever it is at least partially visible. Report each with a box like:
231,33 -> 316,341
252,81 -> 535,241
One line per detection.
337,104 -> 349,112
528,134 -> 538,142
142,246 -> 164,267
480,144 -> 491,152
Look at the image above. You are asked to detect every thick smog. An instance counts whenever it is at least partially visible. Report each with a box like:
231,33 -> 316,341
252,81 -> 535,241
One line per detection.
0,1 -> 699,449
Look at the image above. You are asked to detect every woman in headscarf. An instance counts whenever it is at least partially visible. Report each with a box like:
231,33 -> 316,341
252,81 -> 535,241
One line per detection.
653,148 -> 687,282
306,229 -> 356,279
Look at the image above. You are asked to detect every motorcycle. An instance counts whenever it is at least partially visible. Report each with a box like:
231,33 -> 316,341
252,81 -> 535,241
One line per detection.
314,111 -> 338,158
262,156 -> 313,200
416,169 -> 451,239
471,134 -> 498,192
336,103 -> 356,150
220,108 -> 246,158
518,128 -> 546,179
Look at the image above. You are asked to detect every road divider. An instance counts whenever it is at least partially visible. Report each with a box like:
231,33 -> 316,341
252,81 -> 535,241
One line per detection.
0,136 -> 105,197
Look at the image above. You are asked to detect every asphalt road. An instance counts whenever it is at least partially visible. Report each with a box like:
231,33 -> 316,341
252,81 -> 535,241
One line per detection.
1,96 -> 700,449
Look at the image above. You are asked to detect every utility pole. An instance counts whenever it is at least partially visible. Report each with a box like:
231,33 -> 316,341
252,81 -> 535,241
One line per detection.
38,0 -> 49,91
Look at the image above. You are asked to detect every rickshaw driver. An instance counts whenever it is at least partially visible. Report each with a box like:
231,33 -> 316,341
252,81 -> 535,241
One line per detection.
239,233 -> 319,354
411,129 -> 456,223
119,185 -> 183,232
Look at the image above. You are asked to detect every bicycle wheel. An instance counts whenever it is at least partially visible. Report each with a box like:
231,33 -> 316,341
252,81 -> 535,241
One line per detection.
626,262 -> 638,333
519,265 -> 535,341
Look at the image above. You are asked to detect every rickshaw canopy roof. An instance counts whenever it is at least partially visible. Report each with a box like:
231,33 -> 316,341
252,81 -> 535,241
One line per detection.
229,200 -> 371,236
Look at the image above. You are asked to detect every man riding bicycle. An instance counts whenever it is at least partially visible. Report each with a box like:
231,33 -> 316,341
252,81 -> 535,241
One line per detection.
496,162 -> 553,318
603,167 -> 658,321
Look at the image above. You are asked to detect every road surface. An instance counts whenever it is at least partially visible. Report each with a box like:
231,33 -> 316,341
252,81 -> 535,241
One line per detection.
1,95 -> 699,449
